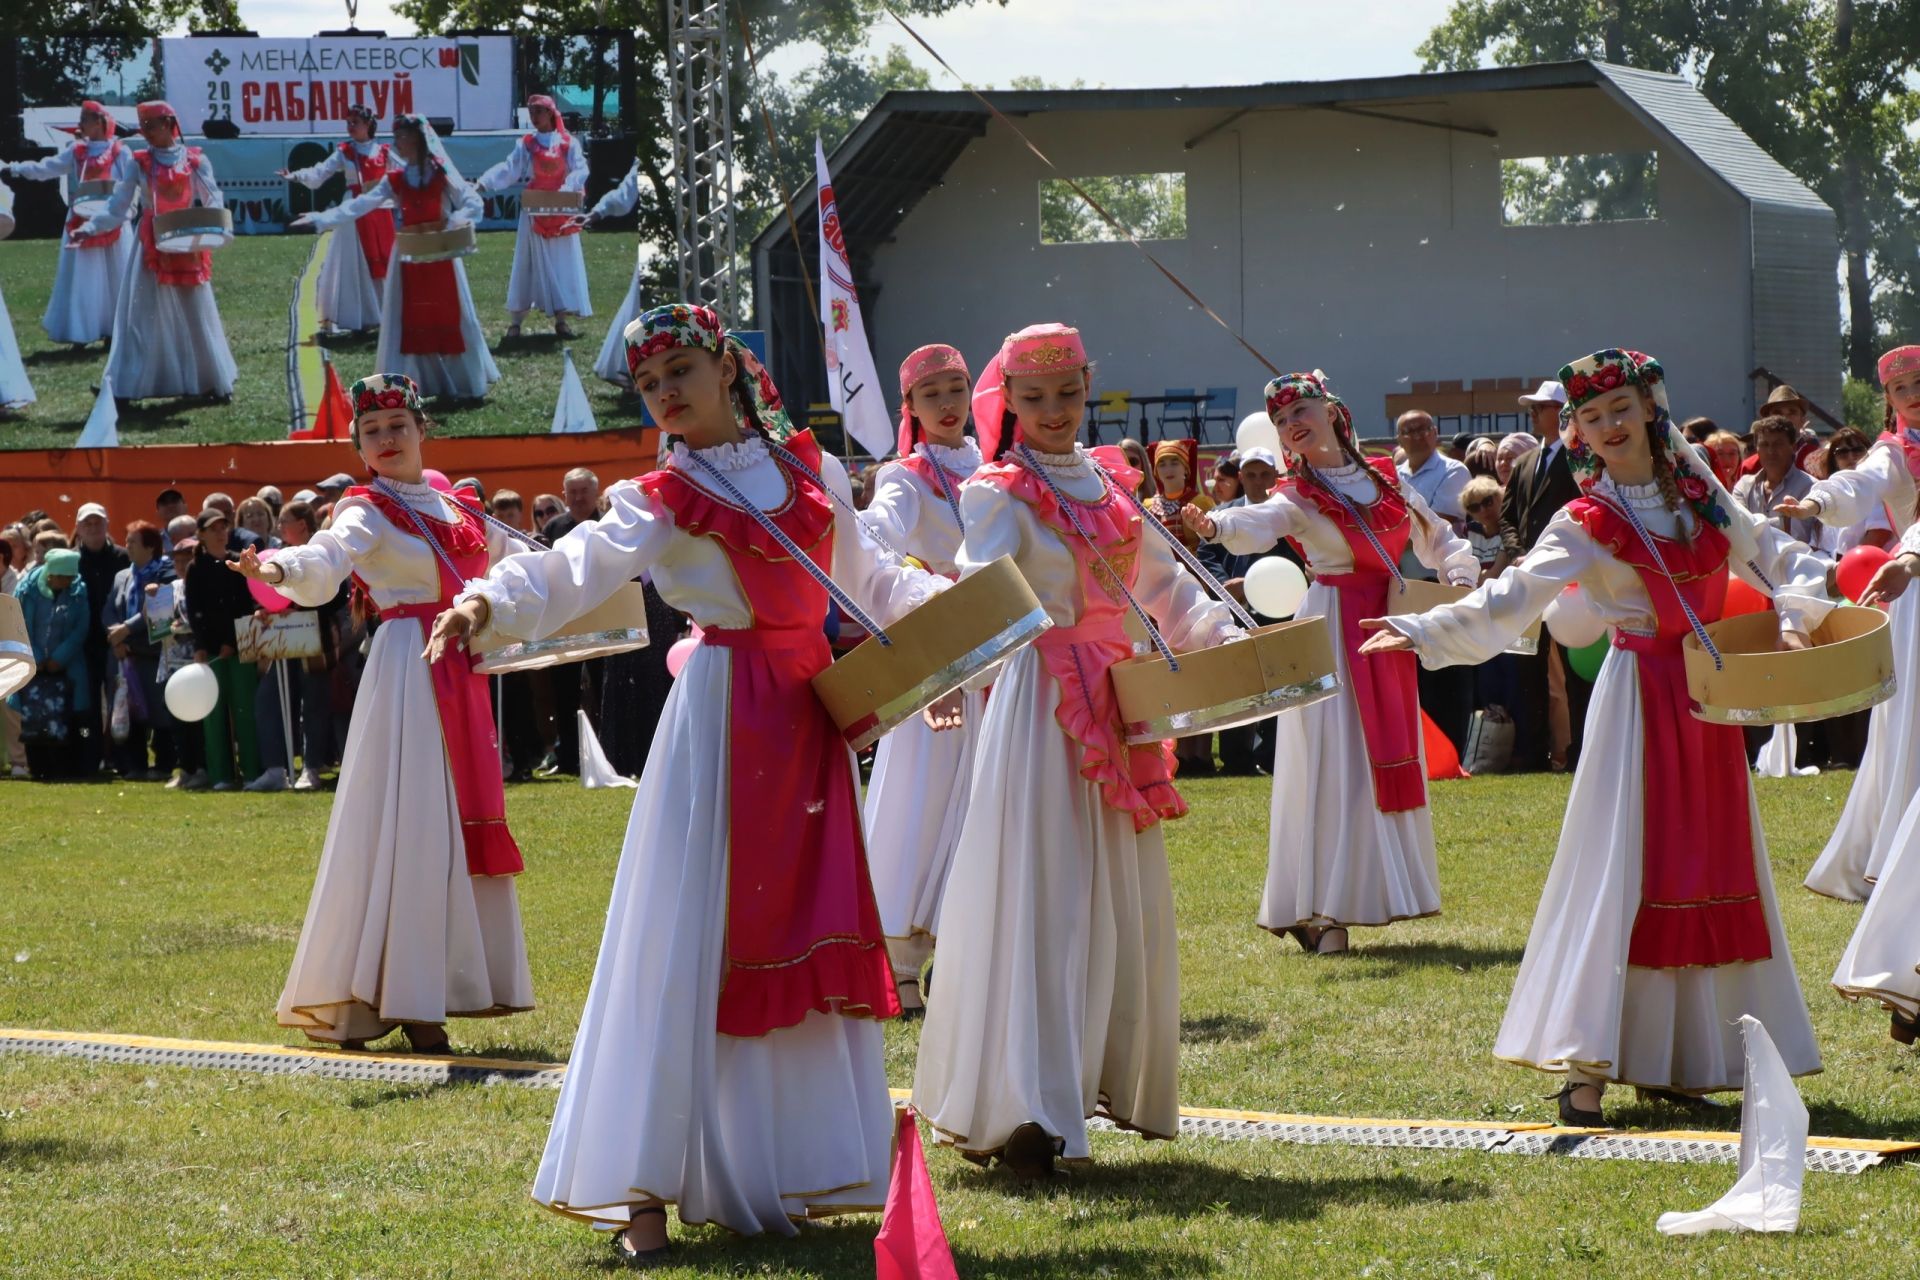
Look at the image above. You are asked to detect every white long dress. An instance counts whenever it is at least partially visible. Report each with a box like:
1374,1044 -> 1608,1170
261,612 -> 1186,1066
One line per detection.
587,161 -> 643,385
1801,438 -> 1920,900
77,145 -> 238,401
284,142 -> 393,333
307,169 -> 501,401
462,436 -> 942,1235
8,141 -> 137,344
0,274 -> 32,409
270,482 -> 534,1043
858,439 -> 984,986
1208,463 -> 1478,934
911,446 -> 1240,1162
474,133 -> 591,319
1385,480 -> 1829,1091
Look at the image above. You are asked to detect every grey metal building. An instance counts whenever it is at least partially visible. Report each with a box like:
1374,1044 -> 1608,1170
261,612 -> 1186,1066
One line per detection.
751,60 -> 1838,445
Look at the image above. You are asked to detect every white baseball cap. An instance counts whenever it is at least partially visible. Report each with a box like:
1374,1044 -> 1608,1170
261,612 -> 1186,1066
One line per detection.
1518,380 -> 1568,406
76,501 -> 109,523
1238,447 -> 1279,469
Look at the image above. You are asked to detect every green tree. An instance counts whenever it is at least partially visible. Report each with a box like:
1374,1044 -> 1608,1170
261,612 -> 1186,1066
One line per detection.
1419,0 -> 1920,381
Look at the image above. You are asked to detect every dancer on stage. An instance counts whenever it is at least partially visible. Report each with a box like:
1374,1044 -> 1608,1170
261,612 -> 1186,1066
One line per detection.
582,157 -> 643,386
1779,344 -> 1920,900
1182,371 -> 1476,955
3,100 -> 134,347
229,372 -> 532,1052
292,115 -> 499,402
278,104 -> 395,334
475,94 -> 591,338
858,343 -> 982,1012
913,323 -> 1243,1179
1359,348 -> 1828,1125
73,101 -> 237,404
427,303 -> 946,1261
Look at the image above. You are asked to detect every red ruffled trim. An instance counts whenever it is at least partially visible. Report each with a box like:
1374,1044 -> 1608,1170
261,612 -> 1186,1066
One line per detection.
717,937 -> 901,1038
461,819 -> 524,878
974,455 -> 1142,548
1035,631 -> 1186,833
637,431 -> 834,562
1627,897 -> 1772,969
1566,496 -> 1730,581
343,486 -> 488,558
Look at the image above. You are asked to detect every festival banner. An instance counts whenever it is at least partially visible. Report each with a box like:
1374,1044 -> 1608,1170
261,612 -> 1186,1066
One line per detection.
161,36 -> 515,136
816,136 -> 894,459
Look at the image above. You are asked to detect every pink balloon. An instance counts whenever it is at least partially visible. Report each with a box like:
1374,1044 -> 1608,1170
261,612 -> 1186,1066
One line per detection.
247,549 -> 294,613
422,469 -> 452,493
665,636 -> 699,679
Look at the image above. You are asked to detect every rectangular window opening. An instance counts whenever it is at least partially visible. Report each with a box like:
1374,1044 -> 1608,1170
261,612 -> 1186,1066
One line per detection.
1500,151 -> 1659,226
1040,172 -> 1187,245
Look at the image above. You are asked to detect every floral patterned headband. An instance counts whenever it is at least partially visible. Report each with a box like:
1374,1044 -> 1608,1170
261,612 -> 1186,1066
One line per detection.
1264,370 -> 1354,444
897,343 -> 971,456
350,372 -> 424,417
1556,348 -> 1733,532
624,303 -> 794,441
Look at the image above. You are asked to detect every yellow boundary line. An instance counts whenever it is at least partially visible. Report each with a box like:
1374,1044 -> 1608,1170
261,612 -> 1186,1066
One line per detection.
5,1026 -> 1914,1159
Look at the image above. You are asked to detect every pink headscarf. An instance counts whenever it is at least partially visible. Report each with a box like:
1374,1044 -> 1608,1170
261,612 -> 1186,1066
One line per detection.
65,99 -> 116,140
136,100 -> 180,142
971,323 -> 1090,460
526,94 -> 568,141
896,343 -> 970,457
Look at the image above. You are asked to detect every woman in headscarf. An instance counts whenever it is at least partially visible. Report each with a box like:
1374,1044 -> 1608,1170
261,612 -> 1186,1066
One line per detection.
71,101 -> 237,404
1184,370 -> 1477,955
428,304 -> 947,1263
277,103 -> 395,335
229,372 -> 534,1052
475,94 -> 591,338
3,100 -> 136,347
913,323 -> 1243,1181
292,115 -> 499,402
1361,348 -> 1830,1127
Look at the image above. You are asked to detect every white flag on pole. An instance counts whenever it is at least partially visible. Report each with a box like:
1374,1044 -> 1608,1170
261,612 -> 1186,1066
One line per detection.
816,137 -> 895,459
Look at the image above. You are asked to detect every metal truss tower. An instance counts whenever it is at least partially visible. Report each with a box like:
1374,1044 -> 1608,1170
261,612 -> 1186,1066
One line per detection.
665,0 -> 741,323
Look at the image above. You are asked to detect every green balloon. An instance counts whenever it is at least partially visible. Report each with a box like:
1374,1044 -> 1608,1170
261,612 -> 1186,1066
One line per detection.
1567,634 -> 1609,683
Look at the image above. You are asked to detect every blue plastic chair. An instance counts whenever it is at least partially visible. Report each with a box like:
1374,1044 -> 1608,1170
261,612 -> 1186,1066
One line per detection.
1201,386 -> 1238,441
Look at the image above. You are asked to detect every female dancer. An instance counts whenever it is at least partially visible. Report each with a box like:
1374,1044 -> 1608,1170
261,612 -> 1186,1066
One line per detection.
858,343 -> 981,1011
73,101 -> 237,403
582,157 -> 645,386
475,94 -> 590,338
279,104 -> 395,334
1183,371 -> 1476,955
428,304 -> 946,1262
292,116 -> 499,402
1360,348 -> 1827,1125
913,323 -> 1243,1180
0,181 -> 32,415
230,372 -> 533,1052
3,100 -> 134,347
1779,344 -> 1920,900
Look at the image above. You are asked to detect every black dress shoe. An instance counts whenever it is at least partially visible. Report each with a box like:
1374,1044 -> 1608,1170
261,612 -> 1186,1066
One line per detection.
1550,1082 -> 1605,1127
611,1206 -> 670,1269
1000,1122 -> 1057,1181
1893,1010 -> 1919,1045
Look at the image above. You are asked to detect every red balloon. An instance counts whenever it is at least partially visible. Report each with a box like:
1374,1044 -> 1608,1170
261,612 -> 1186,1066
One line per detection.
1836,544 -> 1893,605
1422,710 -> 1468,780
1722,576 -> 1770,618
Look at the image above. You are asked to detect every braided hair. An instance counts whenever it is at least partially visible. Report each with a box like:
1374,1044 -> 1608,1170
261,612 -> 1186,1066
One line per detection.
1291,428 -> 1433,537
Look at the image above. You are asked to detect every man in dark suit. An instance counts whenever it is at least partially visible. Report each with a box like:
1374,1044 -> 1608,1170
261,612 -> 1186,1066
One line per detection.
1501,380 -> 1591,772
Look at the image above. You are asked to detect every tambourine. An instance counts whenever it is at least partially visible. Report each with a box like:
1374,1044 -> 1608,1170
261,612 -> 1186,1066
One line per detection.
812,555 -> 1052,751
1112,618 -> 1340,744
69,178 -> 115,220
153,206 -> 233,252
1684,604 -> 1895,725
0,595 -> 35,700
473,581 -> 651,675
395,221 -> 477,263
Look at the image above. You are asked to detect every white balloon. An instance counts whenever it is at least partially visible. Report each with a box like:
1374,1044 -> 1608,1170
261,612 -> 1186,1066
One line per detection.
1244,557 -> 1309,619
1235,411 -> 1281,458
1542,584 -> 1606,650
163,662 -> 221,723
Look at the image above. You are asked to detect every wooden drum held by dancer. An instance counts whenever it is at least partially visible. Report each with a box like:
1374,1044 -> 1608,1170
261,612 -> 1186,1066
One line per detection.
152,205 -> 233,252
67,178 -> 116,220
1112,618 -> 1338,744
0,594 -> 35,699
813,554 -> 1051,751
518,189 -> 583,214
1685,604 -> 1895,725
473,581 -> 650,674
394,220 -> 477,263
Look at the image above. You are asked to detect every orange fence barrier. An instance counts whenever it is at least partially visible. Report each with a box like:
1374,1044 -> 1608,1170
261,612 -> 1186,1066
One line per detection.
0,427 -> 663,532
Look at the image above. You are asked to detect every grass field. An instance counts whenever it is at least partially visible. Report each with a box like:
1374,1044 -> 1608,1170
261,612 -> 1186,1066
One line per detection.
0,231 -> 642,450
3,771 -> 1920,1277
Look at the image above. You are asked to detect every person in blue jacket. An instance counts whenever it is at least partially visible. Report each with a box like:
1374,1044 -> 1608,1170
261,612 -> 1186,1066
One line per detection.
9,547 -> 93,778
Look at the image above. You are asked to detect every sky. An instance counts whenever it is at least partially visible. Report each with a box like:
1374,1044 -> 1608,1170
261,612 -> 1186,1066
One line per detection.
220,0 -> 1458,88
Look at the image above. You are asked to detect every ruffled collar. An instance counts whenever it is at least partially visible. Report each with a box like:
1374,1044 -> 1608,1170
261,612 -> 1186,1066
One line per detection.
1607,478 -> 1671,510
919,439 -> 981,474
671,435 -> 769,474
976,451 -> 1139,548
147,143 -> 185,167
1022,444 -> 1093,474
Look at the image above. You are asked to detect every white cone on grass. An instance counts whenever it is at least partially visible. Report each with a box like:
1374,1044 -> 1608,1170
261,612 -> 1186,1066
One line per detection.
550,348 -> 597,434
577,710 -> 635,789
77,375 -> 120,447
1655,1015 -> 1807,1236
